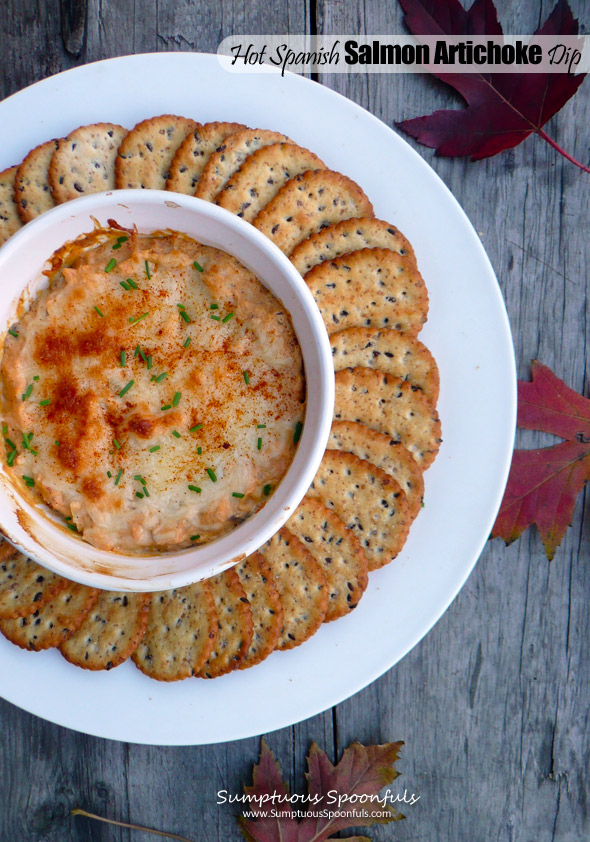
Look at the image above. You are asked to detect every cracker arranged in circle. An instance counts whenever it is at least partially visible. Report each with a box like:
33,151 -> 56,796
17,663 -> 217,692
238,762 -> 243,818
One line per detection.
116,114 -> 198,190
236,552 -> 283,668
334,368 -> 442,469
0,582 -> 99,651
49,123 -> 128,203
305,248 -> 428,336
15,139 -> 59,222
198,568 -> 253,678
59,591 -> 150,671
253,170 -> 374,256
166,121 -> 247,194
328,420 -> 424,519
195,128 -> 289,201
217,142 -> 326,222
258,527 -> 328,649
308,450 -> 410,570
290,217 -> 415,276
0,165 -> 23,245
132,582 -> 217,681
331,327 -> 440,404
286,496 -> 369,621
0,550 -> 68,620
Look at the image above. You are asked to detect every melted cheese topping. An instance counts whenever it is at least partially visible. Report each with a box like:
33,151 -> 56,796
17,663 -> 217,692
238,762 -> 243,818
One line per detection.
1,229 -> 305,552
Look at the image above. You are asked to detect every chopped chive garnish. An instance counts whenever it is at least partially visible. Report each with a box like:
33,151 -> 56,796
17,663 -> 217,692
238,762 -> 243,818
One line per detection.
113,439 -> 121,450
138,347 -> 147,363
232,492 -> 245,498
54,440 -> 60,447
177,303 -> 186,311
117,236 -> 129,244
120,280 -> 131,290
127,277 -> 138,289
243,371 -> 250,384
149,445 -> 160,453
39,399 -> 51,407
264,484 -> 272,496
144,487 -> 150,497
33,376 -> 40,381
193,261 -> 204,272
257,424 -> 266,429
188,485 -> 201,494
22,384 -> 33,401
2,424 -> 7,434
172,430 -> 181,438
294,421 -> 303,443
161,405 -> 171,411
190,424 -> 202,433
65,521 -> 78,532
147,355 -> 152,370
5,438 -> 16,450
172,391 -> 181,407
119,379 -> 134,398
120,350 -> 126,367
8,329 -> 18,338
30,448 -> 38,456
129,312 -> 149,325
145,260 -> 151,279
94,306 -> 104,317
154,372 -> 167,383
105,258 -> 117,273
107,471 -> 112,478
134,475 -> 147,485
134,344 -> 140,358
135,491 -> 144,499
179,310 -> 191,323
190,534 -> 200,540
209,314 -> 221,321
183,337 -> 191,348
209,303 -> 219,310
206,468 -> 217,482
197,446 -> 202,455
257,437 -> 262,450
114,469 -> 123,485
22,475 -> 35,487
7,451 -> 16,466
112,243 -> 122,250
222,312 -> 235,323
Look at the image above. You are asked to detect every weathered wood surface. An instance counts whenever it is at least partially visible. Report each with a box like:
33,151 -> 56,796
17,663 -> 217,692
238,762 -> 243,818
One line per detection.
0,1 -> 588,840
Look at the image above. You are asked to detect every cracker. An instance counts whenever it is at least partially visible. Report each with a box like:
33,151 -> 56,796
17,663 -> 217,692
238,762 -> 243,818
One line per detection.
329,420 -> 425,519
334,368 -> 442,469
166,121 -> 247,194
59,591 -> 150,671
0,165 -> 23,245
0,582 -> 98,651
258,528 -> 328,649
132,582 -> 217,681
115,114 -> 198,190
195,128 -> 289,201
236,552 -> 282,668
253,169 -> 374,256
15,139 -> 59,222
286,496 -> 369,621
198,568 -> 253,678
49,123 -> 128,203
308,450 -> 410,570
290,217 -> 415,276
305,248 -> 428,336
0,550 -> 67,620
217,142 -> 326,222
331,327 -> 440,404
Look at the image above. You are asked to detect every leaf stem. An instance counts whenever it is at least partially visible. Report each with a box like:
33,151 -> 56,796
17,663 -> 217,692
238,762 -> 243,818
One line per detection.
71,808 -> 195,842
536,127 -> 590,173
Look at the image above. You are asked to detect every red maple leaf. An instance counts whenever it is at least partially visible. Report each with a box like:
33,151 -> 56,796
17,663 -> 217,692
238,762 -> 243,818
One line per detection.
238,739 -> 404,842
492,361 -> 590,560
395,0 -> 589,170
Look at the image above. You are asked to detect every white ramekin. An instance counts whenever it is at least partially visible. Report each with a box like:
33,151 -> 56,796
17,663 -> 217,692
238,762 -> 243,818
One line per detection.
0,190 -> 334,591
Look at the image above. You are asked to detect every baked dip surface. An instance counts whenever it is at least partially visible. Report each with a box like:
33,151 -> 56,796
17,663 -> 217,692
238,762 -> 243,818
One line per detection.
1,227 -> 305,552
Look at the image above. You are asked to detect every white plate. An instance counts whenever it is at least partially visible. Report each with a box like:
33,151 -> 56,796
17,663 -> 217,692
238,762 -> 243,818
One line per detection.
0,53 -> 516,745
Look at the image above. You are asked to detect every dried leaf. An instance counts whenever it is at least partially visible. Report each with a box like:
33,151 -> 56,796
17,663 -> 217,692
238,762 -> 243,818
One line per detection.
395,0 -> 588,168
492,361 -> 590,559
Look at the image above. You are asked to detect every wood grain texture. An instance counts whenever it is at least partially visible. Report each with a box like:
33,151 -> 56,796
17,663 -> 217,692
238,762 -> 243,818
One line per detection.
0,0 -> 589,840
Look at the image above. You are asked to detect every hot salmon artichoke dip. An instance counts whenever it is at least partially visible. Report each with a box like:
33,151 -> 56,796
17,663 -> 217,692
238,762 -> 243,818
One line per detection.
0,227 -> 305,553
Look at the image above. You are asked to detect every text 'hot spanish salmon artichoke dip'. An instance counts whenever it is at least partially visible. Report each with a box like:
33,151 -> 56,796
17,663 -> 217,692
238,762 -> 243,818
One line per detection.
1,226 -> 305,553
